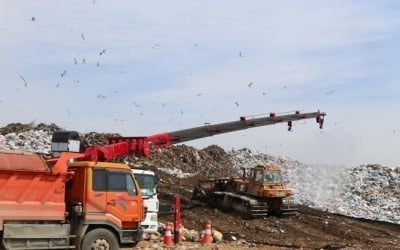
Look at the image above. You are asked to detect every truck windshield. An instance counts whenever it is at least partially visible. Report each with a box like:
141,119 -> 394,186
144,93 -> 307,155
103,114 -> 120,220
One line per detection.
135,174 -> 156,197
264,171 -> 282,183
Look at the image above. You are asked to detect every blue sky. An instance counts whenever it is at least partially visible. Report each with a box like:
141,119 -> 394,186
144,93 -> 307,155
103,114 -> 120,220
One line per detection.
0,1 -> 399,167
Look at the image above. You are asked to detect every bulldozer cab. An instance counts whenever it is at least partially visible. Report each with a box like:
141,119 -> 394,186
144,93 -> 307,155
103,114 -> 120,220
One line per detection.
264,170 -> 282,183
249,165 -> 283,184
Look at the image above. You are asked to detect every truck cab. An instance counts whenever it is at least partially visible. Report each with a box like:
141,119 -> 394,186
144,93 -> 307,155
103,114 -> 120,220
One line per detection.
0,150 -> 144,250
67,161 -> 145,248
131,168 -> 159,234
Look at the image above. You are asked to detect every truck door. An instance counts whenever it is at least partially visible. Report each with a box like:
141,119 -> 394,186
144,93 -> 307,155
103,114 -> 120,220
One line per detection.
106,170 -> 142,228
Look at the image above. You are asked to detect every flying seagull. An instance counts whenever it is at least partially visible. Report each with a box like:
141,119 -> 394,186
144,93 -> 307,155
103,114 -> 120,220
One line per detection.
19,75 -> 28,87
99,49 -> 106,56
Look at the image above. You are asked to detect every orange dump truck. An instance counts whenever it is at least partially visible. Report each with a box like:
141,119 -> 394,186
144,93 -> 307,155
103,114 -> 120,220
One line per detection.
0,149 -> 144,250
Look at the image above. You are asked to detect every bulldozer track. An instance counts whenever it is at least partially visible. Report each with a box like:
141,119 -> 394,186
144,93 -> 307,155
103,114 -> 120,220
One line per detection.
212,191 -> 270,218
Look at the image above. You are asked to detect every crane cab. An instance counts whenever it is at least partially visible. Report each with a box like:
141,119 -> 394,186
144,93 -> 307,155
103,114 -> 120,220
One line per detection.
51,131 -> 83,154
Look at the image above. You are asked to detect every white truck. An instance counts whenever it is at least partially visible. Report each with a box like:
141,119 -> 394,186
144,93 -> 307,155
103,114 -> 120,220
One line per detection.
132,168 -> 159,233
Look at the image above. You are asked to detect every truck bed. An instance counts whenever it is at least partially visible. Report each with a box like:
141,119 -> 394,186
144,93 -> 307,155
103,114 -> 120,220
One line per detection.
0,150 -> 71,229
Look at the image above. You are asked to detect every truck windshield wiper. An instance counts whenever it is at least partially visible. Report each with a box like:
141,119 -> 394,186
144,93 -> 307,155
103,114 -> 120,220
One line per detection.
143,192 -> 158,200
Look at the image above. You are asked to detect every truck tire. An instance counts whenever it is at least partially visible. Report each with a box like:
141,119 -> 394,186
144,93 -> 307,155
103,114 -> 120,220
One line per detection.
81,228 -> 119,250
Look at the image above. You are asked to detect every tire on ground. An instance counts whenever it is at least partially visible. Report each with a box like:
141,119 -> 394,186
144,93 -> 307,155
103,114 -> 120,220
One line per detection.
81,228 -> 119,250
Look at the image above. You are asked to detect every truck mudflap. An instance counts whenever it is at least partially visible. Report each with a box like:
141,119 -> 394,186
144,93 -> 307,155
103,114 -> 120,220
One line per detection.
120,228 -> 143,244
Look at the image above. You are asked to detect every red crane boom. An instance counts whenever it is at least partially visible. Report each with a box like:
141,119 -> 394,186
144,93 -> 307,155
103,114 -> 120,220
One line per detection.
78,110 -> 325,161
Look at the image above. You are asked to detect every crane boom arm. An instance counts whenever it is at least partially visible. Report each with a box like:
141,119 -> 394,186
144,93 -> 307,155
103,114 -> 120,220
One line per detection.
98,110 -> 325,159
147,111 -> 325,148
52,110 -> 325,160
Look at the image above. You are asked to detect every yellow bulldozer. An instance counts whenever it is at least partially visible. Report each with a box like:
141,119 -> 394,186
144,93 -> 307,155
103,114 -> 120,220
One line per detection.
192,164 -> 298,218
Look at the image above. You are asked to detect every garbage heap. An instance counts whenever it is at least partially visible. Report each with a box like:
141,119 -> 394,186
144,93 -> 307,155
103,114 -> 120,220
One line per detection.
0,130 -> 53,154
340,164 -> 400,223
228,148 -> 400,224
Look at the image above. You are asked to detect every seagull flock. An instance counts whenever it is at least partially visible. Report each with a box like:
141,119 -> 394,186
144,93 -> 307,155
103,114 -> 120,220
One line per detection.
11,15 -> 352,132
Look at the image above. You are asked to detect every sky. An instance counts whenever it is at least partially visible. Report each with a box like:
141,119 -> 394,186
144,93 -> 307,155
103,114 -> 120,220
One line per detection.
0,0 -> 399,168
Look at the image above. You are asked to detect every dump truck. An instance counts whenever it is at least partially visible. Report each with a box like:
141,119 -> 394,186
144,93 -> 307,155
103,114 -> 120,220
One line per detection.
0,149 -> 144,250
192,164 -> 298,218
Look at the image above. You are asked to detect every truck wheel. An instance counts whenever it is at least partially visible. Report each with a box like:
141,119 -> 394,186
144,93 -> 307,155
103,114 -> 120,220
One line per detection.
81,228 -> 119,250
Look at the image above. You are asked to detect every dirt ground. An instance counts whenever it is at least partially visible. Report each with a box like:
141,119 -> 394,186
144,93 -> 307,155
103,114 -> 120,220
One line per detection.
128,172 -> 400,250
153,200 -> 399,250
125,197 -> 400,250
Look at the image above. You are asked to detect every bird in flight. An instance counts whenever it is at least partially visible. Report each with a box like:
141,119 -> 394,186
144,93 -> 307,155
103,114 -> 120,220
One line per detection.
81,33 -> 85,40
248,82 -> 253,88
31,17 -> 36,21
56,83 -> 60,88
97,94 -> 106,99
74,58 -> 78,65
325,90 -> 335,95
82,58 -> 86,64
235,101 -> 239,107
262,92 -> 267,95
239,51 -> 243,57
99,49 -> 106,56
19,75 -> 28,87
133,102 -> 141,108
61,70 -> 67,77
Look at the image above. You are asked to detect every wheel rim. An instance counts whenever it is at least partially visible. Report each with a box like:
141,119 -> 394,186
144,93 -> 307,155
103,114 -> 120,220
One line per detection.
91,238 -> 110,250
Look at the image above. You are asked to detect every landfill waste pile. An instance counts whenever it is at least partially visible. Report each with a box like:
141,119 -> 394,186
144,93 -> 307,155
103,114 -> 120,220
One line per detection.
0,129 -> 53,154
136,145 -> 237,178
228,149 -> 400,224
0,122 -> 399,226
340,164 -> 400,223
